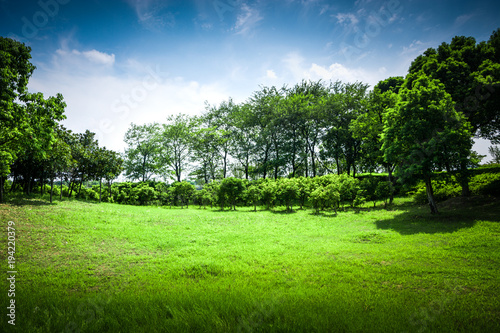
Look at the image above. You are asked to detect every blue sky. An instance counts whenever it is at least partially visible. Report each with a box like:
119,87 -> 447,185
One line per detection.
1,0 -> 499,158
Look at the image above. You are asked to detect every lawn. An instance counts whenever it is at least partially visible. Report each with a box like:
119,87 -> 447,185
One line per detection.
1,197 -> 499,332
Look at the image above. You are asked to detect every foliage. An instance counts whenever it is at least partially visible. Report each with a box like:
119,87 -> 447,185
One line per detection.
219,177 -> 245,210
244,184 -> 262,211
382,73 -> 473,213
171,181 -> 196,208
123,123 -> 162,182
276,178 -> 299,211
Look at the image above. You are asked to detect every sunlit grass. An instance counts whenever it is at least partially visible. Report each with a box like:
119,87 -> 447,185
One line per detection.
0,197 -> 499,332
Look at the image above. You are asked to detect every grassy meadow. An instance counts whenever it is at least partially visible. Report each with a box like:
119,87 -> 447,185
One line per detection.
1,197 -> 499,332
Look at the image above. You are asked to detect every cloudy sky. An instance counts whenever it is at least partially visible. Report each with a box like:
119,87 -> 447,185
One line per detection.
1,0 -> 499,158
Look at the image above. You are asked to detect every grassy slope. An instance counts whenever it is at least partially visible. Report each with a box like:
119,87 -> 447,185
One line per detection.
0,198 -> 499,332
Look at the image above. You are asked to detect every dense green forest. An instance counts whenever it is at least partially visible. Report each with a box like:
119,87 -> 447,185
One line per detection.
1,29 -> 500,213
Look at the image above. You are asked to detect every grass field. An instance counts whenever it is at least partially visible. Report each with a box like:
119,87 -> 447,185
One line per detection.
1,197 -> 499,332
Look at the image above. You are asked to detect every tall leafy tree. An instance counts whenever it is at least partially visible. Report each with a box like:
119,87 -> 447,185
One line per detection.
230,103 -> 257,180
382,73 -> 472,214
0,38 -> 36,188
161,114 -> 195,182
321,81 -> 368,176
1,37 -> 67,201
408,30 -> 500,195
288,80 -> 329,177
190,115 -> 222,183
350,77 -> 403,202
123,123 -> 162,182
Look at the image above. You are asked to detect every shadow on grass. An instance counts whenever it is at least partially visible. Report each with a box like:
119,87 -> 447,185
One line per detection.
4,194 -> 103,207
375,196 -> 500,235
6,196 -> 55,207
309,211 -> 338,217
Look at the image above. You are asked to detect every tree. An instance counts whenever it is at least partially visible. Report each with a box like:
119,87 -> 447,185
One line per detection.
276,178 -> 299,212
350,77 -> 403,202
93,147 -> 123,203
230,103 -> 257,180
219,177 -> 244,210
1,38 -> 67,202
260,179 -> 277,210
288,81 -> 330,177
408,30 -> 500,142
123,123 -> 162,182
162,114 -> 195,182
407,30 -> 500,195
382,73 -> 473,214
489,146 -> 500,163
245,184 -> 262,211
321,81 -> 369,177
172,181 -> 195,208
0,38 -> 36,195
44,132 -> 72,203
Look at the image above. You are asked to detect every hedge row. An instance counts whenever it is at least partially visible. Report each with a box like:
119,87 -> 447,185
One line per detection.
25,175 -> 395,211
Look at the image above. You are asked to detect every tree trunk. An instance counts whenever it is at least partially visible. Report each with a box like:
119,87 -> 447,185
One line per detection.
60,176 -> 63,200
49,178 -> 54,204
310,147 -> 316,177
68,179 -> 74,198
9,177 -> 16,193
223,150 -> 228,179
335,154 -> 340,175
459,160 -> 470,197
99,178 -> 102,203
424,175 -> 439,214
387,164 -> 394,204
0,176 -> 4,203
78,179 -> 83,196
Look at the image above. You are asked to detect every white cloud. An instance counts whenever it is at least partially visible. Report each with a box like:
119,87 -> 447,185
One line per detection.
400,40 -> 424,56
283,52 -> 307,80
125,0 -> 175,30
266,69 -> 277,79
233,4 -> 263,35
80,49 -> 115,66
282,52 -> 384,88
308,63 -> 373,85
335,12 -> 359,27
29,49 -> 232,153
50,48 -> 116,74
454,14 -> 474,27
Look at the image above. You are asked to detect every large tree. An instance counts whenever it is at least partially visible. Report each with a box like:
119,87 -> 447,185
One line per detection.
0,38 -> 34,200
382,73 -> 472,214
123,123 -> 162,182
350,77 -> 403,202
321,81 -> 369,176
161,114 -> 195,182
408,29 -> 500,142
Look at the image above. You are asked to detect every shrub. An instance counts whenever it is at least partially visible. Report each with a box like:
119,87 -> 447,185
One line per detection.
172,181 -> 195,208
470,173 -> 500,196
276,178 -> 299,212
412,180 -> 460,204
219,177 -> 245,210
245,184 -> 262,211
260,180 -> 277,210
131,183 -> 157,205
375,181 -> 394,208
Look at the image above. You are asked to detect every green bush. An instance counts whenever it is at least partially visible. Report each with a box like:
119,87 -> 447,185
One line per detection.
412,180 -> 461,204
470,173 -> 500,196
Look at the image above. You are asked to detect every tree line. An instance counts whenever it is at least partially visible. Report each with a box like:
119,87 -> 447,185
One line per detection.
2,29 -> 499,213
122,29 -> 500,213
0,37 -> 123,203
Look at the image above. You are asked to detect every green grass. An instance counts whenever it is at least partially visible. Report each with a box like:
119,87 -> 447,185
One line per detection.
1,197 -> 499,332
